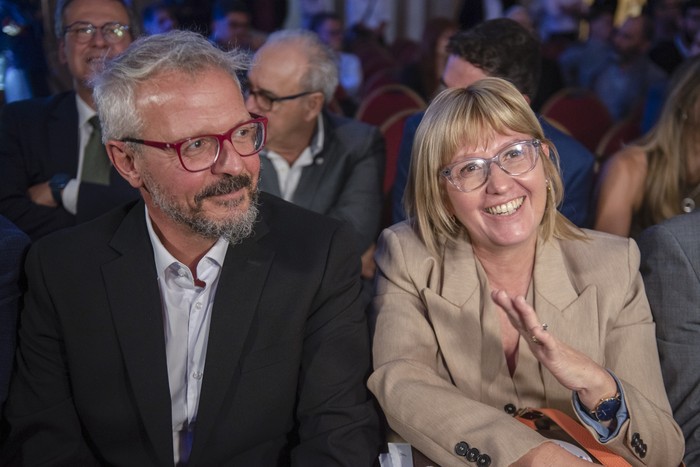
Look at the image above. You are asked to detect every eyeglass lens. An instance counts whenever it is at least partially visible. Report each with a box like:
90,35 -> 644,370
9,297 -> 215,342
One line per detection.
247,90 -> 273,111
180,120 -> 265,171
66,22 -> 130,44
443,140 -> 539,192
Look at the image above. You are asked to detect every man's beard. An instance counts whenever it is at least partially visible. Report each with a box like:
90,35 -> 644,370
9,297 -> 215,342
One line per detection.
144,172 -> 259,244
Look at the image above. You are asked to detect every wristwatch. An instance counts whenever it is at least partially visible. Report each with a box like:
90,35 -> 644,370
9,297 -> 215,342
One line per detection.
49,173 -> 71,206
589,393 -> 621,422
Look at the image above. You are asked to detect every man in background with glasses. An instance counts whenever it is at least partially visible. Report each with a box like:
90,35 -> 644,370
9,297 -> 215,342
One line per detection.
247,29 -> 384,285
0,0 -> 139,241
2,30 -> 381,466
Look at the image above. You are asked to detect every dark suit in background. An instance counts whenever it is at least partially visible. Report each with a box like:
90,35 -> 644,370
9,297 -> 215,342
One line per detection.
0,91 -> 139,241
2,194 -> 380,466
0,215 -> 30,411
639,211 -> 700,466
259,112 -> 384,254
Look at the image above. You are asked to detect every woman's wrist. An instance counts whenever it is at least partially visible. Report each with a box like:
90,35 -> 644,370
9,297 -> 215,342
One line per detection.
575,369 -> 617,411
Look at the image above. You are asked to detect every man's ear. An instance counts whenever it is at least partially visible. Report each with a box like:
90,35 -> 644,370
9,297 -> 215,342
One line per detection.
58,39 -> 67,65
107,141 -> 143,189
303,91 -> 325,122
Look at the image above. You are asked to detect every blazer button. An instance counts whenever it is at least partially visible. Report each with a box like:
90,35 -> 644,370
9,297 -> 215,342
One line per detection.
504,403 -> 516,414
639,443 -> 647,458
631,432 -> 640,447
476,453 -> 492,466
454,441 -> 469,457
466,447 -> 480,462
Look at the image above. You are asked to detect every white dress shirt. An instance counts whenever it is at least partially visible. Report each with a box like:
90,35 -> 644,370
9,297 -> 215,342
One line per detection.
145,207 -> 229,465
263,114 -> 324,202
61,94 -> 98,215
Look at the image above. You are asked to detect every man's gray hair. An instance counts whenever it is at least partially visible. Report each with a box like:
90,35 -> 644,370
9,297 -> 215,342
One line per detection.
54,0 -> 139,39
258,29 -> 339,103
92,30 -> 249,143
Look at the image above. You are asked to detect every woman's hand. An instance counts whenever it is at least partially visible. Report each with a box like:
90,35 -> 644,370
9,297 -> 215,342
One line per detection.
491,289 -> 617,411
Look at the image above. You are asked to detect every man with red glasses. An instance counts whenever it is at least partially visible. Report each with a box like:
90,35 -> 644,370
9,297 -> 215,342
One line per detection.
2,30 -> 381,466
0,0 -> 139,241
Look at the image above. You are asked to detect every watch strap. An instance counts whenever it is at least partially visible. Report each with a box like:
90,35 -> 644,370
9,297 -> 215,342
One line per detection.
49,173 -> 71,206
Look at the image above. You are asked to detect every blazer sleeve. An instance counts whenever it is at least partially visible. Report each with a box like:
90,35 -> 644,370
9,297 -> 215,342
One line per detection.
0,219 -> 30,406
2,242 -> 100,465
326,124 -> 385,253
585,237 -> 685,466
368,228 -> 547,466
0,102 -> 75,240
639,223 -> 700,465
390,113 -> 421,224
292,221 -> 382,466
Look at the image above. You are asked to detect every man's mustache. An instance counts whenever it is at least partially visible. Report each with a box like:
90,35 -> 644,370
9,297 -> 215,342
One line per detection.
194,174 -> 252,204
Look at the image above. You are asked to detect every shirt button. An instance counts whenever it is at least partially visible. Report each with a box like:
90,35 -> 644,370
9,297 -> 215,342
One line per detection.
195,302 -> 202,310
178,269 -> 187,277
192,371 -> 203,380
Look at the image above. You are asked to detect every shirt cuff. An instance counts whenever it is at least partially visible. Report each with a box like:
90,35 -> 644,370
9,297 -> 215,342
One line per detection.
62,179 -> 79,215
572,370 -> 628,442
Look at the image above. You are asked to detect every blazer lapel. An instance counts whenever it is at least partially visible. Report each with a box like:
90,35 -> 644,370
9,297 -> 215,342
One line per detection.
424,233 -> 489,397
102,202 -> 174,466
292,113 -> 335,211
258,153 -> 281,197
533,237 -> 600,407
188,217 -> 274,464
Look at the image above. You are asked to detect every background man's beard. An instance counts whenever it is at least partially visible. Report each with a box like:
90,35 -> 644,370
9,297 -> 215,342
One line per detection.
144,173 -> 259,244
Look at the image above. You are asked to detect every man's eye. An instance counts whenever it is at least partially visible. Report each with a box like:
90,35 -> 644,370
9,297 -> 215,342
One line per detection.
183,138 -> 213,154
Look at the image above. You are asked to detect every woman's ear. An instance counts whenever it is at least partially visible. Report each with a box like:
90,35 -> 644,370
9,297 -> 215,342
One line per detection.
107,141 -> 143,189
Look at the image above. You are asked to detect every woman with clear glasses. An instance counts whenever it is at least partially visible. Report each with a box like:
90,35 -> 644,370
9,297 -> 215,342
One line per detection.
368,78 -> 684,466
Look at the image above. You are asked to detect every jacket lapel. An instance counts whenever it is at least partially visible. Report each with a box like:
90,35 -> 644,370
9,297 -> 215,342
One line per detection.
533,237 -> 600,406
424,233 -> 487,397
188,216 -> 274,464
102,202 -> 174,466
292,113 -> 335,211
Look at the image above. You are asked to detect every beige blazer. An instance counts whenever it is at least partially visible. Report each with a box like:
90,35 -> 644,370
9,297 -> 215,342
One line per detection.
368,222 -> 684,466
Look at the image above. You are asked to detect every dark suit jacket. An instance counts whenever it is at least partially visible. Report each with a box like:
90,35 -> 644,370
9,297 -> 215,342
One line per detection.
258,112 -> 385,252
0,91 -> 139,241
390,111 -> 595,227
0,215 -> 30,410
2,193 -> 381,466
639,211 -> 700,466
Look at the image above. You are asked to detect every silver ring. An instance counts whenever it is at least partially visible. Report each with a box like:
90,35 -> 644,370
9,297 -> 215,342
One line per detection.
542,323 -> 549,332
530,335 -> 542,345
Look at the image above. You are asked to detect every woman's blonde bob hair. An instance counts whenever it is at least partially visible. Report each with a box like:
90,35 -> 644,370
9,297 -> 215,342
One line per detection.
404,78 -> 582,255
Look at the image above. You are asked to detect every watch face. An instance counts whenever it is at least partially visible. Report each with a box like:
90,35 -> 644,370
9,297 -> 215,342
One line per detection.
595,398 -> 621,421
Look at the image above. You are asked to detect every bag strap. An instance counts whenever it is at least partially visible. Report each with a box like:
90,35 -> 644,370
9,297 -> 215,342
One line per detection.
516,408 -> 632,467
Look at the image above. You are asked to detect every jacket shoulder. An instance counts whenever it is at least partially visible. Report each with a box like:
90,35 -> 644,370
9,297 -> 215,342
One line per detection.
258,192 -> 346,233
2,92 -> 74,117
31,201 -> 137,257
557,229 -> 636,281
